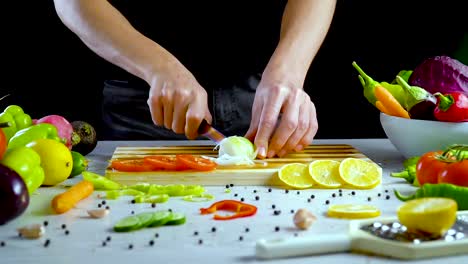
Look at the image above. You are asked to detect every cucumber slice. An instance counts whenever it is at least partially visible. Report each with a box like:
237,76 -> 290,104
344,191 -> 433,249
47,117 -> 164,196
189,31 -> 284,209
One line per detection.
148,211 -> 172,227
135,212 -> 156,228
114,215 -> 141,232
165,212 -> 186,225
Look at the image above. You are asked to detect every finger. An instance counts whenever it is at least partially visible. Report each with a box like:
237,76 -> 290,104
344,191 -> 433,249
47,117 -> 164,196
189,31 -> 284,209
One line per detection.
254,98 -> 283,159
161,87 -> 174,130
185,101 -> 207,140
244,98 -> 263,142
267,97 -> 299,158
297,101 -> 318,151
277,100 -> 309,157
147,88 -> 164,126
172,98 -> 188,134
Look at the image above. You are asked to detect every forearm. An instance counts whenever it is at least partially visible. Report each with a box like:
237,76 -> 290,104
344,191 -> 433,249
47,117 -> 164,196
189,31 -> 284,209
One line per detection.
264,0 -> 337,87
53,0 -> 176,84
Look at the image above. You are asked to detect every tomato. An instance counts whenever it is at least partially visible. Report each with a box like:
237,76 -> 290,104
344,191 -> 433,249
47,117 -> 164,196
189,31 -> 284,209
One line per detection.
0,128 -> 6,160
176,154 -> 217,171
111,159 -> 156,172
416,151 -> 447,185
438,160 -> 468,187
143,155 -> 189,171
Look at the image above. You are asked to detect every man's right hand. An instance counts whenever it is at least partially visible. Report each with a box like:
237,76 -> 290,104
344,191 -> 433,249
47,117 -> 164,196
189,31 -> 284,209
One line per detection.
147,60 -> 212,140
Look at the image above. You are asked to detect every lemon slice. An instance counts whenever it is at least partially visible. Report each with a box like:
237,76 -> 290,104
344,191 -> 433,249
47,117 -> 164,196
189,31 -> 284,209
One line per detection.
278,163 -> 314,189
338,158 -> 382,189
308,160 -> 343,188
327,204 -> 381,219
397,197 -> 457,236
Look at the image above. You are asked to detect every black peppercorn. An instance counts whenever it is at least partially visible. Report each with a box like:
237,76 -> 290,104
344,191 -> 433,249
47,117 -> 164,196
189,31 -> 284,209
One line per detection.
385,190 -> 389,193
378,193 -> 381,197
149,240 -> 154,246
102,241 -> 107,247
101,200 -> 106,205
44,239 -> 50,247
290,209 -> 294,214
151,203 -> 156,208
339,193 -> 343,197
155,233 -> 159,238
61,224 -> 66,229
307,198 -> 311,203
240,198 -> 245,202
386,195 -> 390,200
198,239 -> 203,245
253,190 -> 257,193
106,236 -> 111,242
65,230 -> 70,235
255,196 -> 259,201
239,236 -> 243,241
332,193 -> 336,198
226,185 -> 229,189
296,191 -> 300,195
274,210 -> 281,215
105,206 -> 110,210
168,209 -> 172,212
275,226 -> 280,232
234,193 -> 238,197
43,221 -> 48,226
245,228 -> 250,232
211,227 -> 216,232
0,241 -> 5,247
98,204 -> 102,208
310,195 -> 315,199
128,244 -> 133,249
131,199 -> 135,204
285,190 -> 289,194
351,191 -> 356,195
194,231 -> 199,236
131,211 -> 135,214
325,200 -> 330,205
272,204 -> 276,209
268,188 -> 272,192
230,184 -> 234,187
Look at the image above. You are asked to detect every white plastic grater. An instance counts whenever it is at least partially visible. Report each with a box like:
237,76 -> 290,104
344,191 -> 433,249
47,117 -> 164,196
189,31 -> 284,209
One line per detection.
256,211 -> 468,260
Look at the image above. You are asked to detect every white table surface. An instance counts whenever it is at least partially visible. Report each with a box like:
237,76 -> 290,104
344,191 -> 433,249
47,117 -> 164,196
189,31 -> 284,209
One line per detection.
1,139 -> 466,264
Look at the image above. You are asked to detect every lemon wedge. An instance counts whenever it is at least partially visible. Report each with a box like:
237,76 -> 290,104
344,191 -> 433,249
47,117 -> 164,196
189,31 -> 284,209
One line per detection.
338,158 -> 382,189
308,160 -> 343,188
327,204 -> 381,219
278,163 -> 314,189
397,197 -> 457,236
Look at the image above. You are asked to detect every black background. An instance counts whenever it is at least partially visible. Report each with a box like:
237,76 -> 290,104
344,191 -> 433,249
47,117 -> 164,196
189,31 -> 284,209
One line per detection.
2,1 -> 466,140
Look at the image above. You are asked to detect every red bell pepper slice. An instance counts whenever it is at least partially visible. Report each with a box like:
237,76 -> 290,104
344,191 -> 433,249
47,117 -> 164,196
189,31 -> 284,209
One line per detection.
200,200 -> 257,220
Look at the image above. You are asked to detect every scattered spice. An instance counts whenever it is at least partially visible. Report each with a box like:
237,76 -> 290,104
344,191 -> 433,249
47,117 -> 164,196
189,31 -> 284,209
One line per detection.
131,199 -> 136,204
240,198 -> 245,202
149,240 -> 154,246
339,193 -> 343,197
194,231 -> 199,236
101,200 -> 106,205
102,241 -> 107,247
44,239 -> 50,247
105,206 -> 110,210
272,204 -> 276,209
234,193 -> 238,197
151,203 -> 156,208
230,184 -> 234,187
310,195 -> 315,199
274,210 -> 281,215
211,227 -> 216,232
106,236 -> 111,242
268,188 -> 272,192
43,221 -> 48,227
307,199 -> 311,203
386,195 -> 391,200
275,226 -> 280,232
65,230 -> 70,235
325,200 -> 330,205
367,197 -> 372,201
296,191 -> 300,195
332,193 -> 336,198
290,209 -> 295,214
131,211 -> 135,214
198,239 -> 203,245
128,244 -> 133,249
285,190 -> 289,194
293,208 -> 317,230
225,185 -> 229,189
245,227 -> 250,232
239,236 -> 243,241
378,193 -> 381,197
98,204 -> 102,208
255,196 -> 259,201
155,233 -> 159,238
0,241 -> 5,247
253,190 -> 257,193
61,224 -> 66,229
351,191 -> 356,195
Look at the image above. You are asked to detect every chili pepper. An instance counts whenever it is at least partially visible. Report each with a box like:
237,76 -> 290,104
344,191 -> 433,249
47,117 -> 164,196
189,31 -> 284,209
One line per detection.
390,156 -> 420,186
352,62 -> 406,107
433,92 -> 468,122
200,199 -> 257,220
81,171 -> 122,190
394,183 -> 468,210
0,105 -> 33,142
8,123 -> 63,149
0,146 -> 45,195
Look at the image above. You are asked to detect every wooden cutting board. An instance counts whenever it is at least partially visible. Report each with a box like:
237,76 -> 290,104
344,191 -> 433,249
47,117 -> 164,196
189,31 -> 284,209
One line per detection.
104,144 -> 378,186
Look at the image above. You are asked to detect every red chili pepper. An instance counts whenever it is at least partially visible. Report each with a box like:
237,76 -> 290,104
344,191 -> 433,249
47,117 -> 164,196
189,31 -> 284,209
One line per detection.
433,92 -> 468,122
200,200 -> 257,220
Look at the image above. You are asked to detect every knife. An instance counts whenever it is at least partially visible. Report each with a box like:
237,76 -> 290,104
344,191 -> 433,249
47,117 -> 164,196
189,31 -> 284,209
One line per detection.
197,119 -> 226,144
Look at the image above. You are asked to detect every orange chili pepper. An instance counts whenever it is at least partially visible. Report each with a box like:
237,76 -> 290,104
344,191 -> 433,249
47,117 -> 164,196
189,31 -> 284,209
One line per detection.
200,200 -> 257,220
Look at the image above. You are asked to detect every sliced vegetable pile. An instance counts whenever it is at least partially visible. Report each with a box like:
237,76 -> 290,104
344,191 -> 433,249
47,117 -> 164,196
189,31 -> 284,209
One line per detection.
352,55 -> 468,122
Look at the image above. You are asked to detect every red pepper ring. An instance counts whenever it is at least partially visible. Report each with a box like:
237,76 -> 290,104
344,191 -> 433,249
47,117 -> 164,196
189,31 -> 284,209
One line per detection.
200,200 -> 257,220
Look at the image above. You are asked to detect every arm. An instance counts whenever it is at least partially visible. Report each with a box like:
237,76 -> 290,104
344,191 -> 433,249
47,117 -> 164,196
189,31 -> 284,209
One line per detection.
246,0 -> 337,158
53,0 -> 212,139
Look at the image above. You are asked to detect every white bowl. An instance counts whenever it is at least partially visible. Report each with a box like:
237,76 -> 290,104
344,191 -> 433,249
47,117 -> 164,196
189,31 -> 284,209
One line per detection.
380,113 -> 468,159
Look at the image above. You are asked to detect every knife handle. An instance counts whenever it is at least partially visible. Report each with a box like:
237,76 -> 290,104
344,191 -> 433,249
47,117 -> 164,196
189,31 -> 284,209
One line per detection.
197,119 -> 225,143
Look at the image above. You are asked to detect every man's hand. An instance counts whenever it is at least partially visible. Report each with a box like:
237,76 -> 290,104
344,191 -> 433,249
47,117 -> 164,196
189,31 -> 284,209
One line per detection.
147,61 -> 212,140
245,78 -> 318,159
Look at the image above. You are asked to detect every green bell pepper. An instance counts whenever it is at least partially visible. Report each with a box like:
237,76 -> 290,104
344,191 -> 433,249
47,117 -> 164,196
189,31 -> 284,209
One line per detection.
0,105 -> 33,142
8,123 -> 63,149
0,146 -> 45,195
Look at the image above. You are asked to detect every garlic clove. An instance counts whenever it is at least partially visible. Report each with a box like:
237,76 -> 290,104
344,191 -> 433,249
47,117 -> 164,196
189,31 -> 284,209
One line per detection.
17,224 -> 45,239
293,208 -> 317,230
87,209 -> 110,218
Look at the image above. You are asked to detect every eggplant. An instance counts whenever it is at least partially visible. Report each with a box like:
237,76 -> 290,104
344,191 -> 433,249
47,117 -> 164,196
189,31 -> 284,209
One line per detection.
396,76 -> 437,120
0,163 -> 30,225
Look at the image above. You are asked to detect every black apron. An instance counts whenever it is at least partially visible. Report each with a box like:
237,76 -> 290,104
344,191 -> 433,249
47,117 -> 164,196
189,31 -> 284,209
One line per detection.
100,1 -> 287,140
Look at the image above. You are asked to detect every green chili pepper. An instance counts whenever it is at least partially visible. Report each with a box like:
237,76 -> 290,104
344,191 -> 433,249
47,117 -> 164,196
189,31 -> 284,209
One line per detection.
106,189 -> 145,200
394,183 -> 468,210
390,156 -> 420,186
134,194 -> 169,203
352,62 -> 406,107
8,123 -> 63,149
391,70 -> 413,84
0,105 -> 33,142
182,193 -> 215,202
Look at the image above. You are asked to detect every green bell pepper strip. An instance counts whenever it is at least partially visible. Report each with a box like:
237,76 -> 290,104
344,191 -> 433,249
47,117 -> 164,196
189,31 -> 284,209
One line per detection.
352,62 -> 406,107
134,194 -> 169,203
0,105 -> 33,141
8,123 -> 62,149
106,189 -> 146,200
81,171 -> 122,190
0,146 -> 45,195
182,193 -> 215,202
394,183 -> 468,210
130,183 -> 206,196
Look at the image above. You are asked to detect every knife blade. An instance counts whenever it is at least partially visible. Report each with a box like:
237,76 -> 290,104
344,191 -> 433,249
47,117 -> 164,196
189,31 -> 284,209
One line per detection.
197,119 -> 226,144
